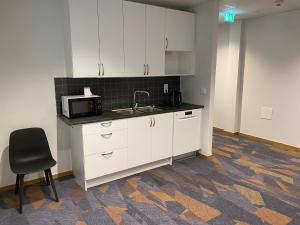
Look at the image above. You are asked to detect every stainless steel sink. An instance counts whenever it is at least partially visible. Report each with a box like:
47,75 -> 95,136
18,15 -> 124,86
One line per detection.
112,108 -> 144,115
137,106 -> 163,113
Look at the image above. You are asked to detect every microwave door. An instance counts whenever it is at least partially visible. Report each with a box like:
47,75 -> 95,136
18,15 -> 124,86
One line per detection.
69,98 -> 95,118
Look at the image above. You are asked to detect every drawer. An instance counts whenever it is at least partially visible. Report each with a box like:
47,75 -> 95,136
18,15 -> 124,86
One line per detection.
84,148 -> 127,180
82,119 -> 127,135
83,129 -> 127,156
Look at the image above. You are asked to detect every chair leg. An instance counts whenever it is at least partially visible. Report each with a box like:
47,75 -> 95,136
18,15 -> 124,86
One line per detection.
46,169 -> 59,202
44,170 -> 50,186
18,174 -> 25,214
15,174 -> 20,194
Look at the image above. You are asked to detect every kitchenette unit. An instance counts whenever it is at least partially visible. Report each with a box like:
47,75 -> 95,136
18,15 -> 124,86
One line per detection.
57,0 -> 203,191
62,105 -> 203,191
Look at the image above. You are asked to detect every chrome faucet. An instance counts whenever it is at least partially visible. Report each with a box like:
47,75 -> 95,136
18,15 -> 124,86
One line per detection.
133,91 -> 150,110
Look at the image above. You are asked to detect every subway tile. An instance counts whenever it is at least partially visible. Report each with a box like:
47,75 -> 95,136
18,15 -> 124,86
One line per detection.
54,76 -> 180,114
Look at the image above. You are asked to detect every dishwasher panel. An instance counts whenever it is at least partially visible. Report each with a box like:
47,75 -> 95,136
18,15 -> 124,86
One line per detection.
173,109 -> 201,156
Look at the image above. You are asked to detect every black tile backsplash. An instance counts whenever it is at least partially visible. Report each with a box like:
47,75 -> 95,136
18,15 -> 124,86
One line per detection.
54,77 -> 180,115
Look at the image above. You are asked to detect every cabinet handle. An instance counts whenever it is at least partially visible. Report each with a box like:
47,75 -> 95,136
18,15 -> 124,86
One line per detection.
166,38 -> 169,49
102,63 -> 104,76
147,64 -> 149,75
101,133 -> 112,139
100,121 -> 112,127
144,64 -> 146,75
153,117 -> 156,127
98,64 -> 101,76
150,117 -> 153,127
101,151 -> 113,159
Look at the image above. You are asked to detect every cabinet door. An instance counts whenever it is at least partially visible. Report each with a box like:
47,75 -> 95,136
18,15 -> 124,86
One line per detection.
128,116 -> 152,168
146,5 -> 165,76
151,113 -> 173,161
166,9 -> 195,52
123,1 -> 146,76
98,0 -> 124,76
67,0 -> 100,77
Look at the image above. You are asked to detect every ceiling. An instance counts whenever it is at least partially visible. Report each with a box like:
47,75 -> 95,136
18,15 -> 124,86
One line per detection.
220,0 -> 300,20
129,0 -> 206,10
131,0 -> 300,19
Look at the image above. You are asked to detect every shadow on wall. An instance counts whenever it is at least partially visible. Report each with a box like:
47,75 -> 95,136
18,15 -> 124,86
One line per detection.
0,146 -> 15,187
56,118 -> 72,173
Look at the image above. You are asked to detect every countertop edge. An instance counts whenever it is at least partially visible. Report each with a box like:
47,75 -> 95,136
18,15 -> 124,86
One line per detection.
59,103 -> 204,126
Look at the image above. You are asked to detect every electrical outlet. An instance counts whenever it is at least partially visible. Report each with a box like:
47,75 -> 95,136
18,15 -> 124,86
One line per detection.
260,107 -> 273,120
164,84 -> 168,93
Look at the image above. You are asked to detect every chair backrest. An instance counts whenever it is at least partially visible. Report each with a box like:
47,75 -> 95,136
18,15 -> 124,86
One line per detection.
9,128 -> 54,166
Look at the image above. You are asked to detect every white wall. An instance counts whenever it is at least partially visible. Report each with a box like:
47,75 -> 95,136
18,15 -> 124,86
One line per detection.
241,10 -> 300,147
181,0 -> 219,156
214,22 -> 244,133
0,0 -> 71,187
214,24 -> 230,129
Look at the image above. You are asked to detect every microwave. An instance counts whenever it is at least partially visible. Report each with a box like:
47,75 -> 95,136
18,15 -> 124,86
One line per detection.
62,95 -> 102,118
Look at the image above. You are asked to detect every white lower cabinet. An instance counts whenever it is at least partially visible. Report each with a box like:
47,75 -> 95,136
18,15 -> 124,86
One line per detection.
128,113 -> 173,168
128,116 -> 152,167
83,129 -> 127,156
151,113 -> 173,161
70,110 -> 201,191
85,148 -> 127,180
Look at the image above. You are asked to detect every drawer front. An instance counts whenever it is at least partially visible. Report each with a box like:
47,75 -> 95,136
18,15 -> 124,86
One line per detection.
85,148 -> 127,180
82,119 -> 127,135
83,129 -> 127,156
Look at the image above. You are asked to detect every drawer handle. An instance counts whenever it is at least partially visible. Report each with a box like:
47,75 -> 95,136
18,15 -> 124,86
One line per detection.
100,122 -> 112,127
101,151 -> 113,159
101,133 -> 112,139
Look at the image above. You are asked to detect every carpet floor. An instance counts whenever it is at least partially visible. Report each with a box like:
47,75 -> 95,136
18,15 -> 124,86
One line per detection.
0,132 -> 300,225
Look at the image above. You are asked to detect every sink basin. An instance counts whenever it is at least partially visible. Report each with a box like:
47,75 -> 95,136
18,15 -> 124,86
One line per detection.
113,108 -> 144,115
137,106 -> 163,113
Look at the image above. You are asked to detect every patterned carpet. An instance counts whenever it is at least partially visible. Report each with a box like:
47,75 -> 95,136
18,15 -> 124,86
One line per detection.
1,132 -> 300,225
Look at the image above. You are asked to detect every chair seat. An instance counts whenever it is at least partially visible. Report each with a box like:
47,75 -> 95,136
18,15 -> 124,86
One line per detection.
11,157 -> 56,174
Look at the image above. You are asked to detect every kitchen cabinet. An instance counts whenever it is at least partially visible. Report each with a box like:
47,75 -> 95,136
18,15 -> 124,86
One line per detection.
66,0 -> 124,77
70,119 -> 129,190
146,5 -> 166,76
66,0 -> 196,77
165,9 -> 195,52
151,113 -> 173,161
128,113 -> 173,167
124,2 -> 166,76
68,109 -> 202,191
123,1 -> 146,76
66,0 -> 100,77
98,0 -> 124,76
128,116 -> 152,167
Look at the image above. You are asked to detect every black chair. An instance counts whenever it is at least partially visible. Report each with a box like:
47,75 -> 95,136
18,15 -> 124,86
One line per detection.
9,128 -> 59,213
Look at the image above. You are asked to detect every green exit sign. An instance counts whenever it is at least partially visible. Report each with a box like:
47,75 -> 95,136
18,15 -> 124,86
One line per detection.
224,11 -> 235,23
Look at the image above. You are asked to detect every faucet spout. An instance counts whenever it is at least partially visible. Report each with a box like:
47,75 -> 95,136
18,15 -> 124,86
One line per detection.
133,91 -> 150,110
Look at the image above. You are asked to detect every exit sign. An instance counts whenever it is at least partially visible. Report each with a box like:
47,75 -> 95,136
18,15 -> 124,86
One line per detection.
224,11 -> 235,23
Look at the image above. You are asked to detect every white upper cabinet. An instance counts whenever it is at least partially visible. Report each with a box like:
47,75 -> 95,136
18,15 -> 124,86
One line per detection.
66,1 -> 196,77
66,0 -> 100,77
146,5 -> 166,76
123,1 -> 146,76
165,9 -> 195,52
98,0 -> 124,76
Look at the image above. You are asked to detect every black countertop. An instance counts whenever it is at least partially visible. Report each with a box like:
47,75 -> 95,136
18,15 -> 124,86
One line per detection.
59,103 -> 204,126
